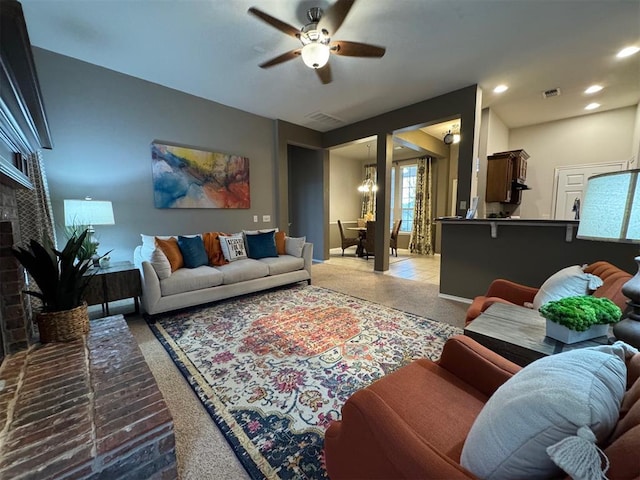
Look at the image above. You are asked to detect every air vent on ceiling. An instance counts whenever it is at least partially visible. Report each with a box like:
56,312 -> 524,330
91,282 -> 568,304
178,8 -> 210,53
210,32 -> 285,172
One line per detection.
305,111 -> 344,126
542,88 -> 561,99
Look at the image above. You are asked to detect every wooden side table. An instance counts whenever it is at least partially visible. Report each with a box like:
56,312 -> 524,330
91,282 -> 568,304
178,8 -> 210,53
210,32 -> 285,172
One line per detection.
83,261 -> 142,316
464,302 -> 611,366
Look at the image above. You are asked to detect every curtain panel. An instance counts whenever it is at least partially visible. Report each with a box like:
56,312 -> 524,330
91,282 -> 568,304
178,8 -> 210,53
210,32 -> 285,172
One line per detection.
15,150 -> 56,246
409,156 -> 433,255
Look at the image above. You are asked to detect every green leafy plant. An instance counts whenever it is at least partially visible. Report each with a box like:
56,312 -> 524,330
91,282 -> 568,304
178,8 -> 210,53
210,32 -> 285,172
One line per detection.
11,230 -> 96,312
63,223 -> 99,262
539,296 -> 622,332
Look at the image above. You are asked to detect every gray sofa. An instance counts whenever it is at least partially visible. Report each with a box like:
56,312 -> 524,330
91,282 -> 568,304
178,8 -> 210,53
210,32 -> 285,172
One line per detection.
133,242 -> 313,317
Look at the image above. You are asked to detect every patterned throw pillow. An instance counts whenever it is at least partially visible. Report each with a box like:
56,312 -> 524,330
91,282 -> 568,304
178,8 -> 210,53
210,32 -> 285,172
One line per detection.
155,237 -> 184,272
219,234 -> 247,262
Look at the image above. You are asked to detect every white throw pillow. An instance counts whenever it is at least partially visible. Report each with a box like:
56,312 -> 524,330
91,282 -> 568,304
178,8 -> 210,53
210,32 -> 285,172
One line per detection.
285,236 -> 306,258
532,265 -> 603,309
460,342 -> 635,480
150,248 -> 171,280
219,234 -> 247,262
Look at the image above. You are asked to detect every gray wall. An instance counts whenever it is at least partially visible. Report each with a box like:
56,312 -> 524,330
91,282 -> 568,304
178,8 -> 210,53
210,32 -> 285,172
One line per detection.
440,221 -> 638,299
34,48 -> 277,262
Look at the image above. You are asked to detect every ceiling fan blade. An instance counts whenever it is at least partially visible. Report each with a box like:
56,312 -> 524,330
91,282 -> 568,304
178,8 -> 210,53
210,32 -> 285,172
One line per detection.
248,7 -> 300,38
259,49 -> 301,68
318,0 -> 356,36
330,40 -> 386,58
315,63 -> 332,84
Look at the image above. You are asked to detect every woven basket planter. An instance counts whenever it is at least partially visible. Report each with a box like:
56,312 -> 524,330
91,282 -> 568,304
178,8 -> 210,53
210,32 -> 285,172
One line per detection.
36,302 -> 89,343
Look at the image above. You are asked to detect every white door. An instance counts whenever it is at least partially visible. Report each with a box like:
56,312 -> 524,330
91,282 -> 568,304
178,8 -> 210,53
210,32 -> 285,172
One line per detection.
552,161 -> 627,220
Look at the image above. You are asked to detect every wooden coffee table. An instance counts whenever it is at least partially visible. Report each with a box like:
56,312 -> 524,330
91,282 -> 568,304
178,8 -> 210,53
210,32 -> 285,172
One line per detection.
464,302 -> 611,366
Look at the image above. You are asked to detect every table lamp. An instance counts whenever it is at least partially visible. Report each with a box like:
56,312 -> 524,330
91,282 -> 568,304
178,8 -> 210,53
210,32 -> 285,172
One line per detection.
64,198 -> 115,264
576,168 -> 640,347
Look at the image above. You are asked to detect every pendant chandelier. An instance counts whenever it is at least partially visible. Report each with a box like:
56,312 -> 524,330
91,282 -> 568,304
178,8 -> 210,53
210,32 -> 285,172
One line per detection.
357,145 -> 378,193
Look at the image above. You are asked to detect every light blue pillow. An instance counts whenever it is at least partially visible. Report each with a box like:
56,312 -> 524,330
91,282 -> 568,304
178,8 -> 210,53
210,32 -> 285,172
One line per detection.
460,342 -> 633,480
177,235 -> 208,268
245,231 -> 277,259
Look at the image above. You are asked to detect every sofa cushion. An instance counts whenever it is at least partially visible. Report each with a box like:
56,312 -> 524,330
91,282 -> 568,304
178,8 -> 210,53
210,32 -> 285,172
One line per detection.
258,255 -> 304,276
150,248 -> 172,280
159,266 -> 224,296
216,258 -> 269,285
202,232 -> 229,266
178,235 -> 209,268
460,343 -> 631,480
532,265 -> 603,309
219,234 -> 247,262
155,237 -> 184,272
245,230 -> 278,259
285,236 -> 306,257
275,231 -> 286,255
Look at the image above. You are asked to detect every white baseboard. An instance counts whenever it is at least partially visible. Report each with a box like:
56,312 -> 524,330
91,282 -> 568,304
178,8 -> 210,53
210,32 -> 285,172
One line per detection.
438,293 -> 472,304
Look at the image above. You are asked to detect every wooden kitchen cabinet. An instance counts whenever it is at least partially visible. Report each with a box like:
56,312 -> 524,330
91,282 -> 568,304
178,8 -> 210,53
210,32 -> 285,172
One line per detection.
485,149 -> 530,204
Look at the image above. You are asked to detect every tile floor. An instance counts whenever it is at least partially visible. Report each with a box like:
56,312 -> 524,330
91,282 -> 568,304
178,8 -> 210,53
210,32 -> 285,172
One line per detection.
323,248 -> 441,285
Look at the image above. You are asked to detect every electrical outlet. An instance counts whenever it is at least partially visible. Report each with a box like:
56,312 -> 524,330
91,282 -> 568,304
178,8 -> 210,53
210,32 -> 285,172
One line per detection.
460,200 -> 467,209
262,215 -> 271,222
253,215 -> 258,223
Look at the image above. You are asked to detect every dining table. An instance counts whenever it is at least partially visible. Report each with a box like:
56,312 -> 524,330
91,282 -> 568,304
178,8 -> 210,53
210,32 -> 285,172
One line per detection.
347,226 -> 367,257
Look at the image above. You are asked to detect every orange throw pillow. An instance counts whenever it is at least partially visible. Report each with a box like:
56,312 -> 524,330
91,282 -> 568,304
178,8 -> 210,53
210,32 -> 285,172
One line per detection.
155,237 -> 184,272
203,232 -> 229,266
275,231 -> 286,255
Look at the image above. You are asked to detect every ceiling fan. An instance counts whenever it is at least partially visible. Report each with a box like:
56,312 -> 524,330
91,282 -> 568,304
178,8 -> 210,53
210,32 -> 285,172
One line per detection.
248,0 -> 386,84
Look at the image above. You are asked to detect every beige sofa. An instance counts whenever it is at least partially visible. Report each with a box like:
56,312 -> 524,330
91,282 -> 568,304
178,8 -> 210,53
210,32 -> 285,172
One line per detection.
133,241 -> 313,317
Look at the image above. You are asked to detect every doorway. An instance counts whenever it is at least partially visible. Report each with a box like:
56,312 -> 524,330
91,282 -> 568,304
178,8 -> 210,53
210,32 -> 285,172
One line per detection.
552,161 -> 628,220
288,144 -> 327,258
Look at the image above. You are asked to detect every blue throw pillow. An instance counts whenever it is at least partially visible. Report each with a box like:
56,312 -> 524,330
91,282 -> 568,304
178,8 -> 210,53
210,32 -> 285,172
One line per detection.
245,231 -> 278,259
177,235 -> 208,268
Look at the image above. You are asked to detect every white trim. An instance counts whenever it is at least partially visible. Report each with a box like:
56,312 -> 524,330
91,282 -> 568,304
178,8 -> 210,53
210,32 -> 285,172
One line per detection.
438,293 -> 472,304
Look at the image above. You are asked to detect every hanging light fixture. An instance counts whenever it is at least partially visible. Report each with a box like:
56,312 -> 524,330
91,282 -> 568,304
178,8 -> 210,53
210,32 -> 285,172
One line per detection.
357,145 -> 378,193
443,124 -> 461,145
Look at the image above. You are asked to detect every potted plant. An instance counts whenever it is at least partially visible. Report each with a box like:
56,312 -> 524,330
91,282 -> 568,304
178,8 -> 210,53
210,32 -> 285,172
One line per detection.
539,295 -> 622,344
12,229 -> 96,343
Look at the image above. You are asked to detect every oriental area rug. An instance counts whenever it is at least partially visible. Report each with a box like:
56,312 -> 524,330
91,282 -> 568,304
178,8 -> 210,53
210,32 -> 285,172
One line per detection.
149,284 -> 461,479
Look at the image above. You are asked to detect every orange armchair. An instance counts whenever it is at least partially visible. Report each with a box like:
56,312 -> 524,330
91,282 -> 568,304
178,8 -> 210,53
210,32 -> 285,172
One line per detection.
324,335 -> 521,479
324,335 -> 640,480
464,261 -> 632,327
464,279 -> 539,326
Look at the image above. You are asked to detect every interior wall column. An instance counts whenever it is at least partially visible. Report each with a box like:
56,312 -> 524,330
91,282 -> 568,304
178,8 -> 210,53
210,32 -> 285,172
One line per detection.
374,133 -> 393,272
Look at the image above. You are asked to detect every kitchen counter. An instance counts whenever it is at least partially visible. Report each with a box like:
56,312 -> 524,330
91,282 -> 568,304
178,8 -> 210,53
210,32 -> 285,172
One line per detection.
437,217 -> 637,301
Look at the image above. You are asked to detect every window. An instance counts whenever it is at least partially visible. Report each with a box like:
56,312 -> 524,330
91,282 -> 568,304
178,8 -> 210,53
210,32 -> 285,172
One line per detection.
391,164 -> 417,233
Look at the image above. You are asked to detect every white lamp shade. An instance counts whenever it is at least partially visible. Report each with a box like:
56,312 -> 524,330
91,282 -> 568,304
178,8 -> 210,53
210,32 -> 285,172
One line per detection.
301,43 -> 330,69
577,169 -> 640,243
64,199 -> 115,226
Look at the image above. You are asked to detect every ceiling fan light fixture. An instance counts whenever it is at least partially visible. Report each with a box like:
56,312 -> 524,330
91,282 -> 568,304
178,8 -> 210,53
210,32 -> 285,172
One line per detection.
301,42 -> 330,69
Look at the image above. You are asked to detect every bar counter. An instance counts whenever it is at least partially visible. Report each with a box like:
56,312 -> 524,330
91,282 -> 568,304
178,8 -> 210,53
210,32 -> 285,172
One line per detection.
437,218 -> 637,301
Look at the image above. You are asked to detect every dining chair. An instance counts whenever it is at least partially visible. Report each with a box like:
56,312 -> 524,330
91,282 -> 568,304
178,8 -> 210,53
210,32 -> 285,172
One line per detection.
337,220 -> 360,256
390,219 -> 402,257
364,221 -> 376,259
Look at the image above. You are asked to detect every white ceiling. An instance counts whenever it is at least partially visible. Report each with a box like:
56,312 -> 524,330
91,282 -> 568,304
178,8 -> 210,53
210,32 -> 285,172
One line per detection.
18,0 -> 640,136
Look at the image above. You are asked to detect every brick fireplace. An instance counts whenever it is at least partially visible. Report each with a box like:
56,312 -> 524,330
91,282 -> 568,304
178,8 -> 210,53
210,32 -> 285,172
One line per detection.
0,183 -> 178,478
0,182 -> 33,359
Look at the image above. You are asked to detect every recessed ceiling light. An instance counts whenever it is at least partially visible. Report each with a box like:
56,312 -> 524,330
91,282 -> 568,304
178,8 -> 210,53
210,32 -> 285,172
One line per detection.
616,46 -> 640,58
585,103 -> 601,110
493,85 -> 508,93
584,85 -> 603,94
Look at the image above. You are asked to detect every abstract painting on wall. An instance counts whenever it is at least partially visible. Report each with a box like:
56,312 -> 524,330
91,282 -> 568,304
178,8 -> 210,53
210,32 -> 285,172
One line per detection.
151,142 -> 250,209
